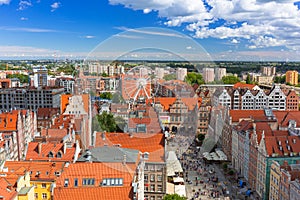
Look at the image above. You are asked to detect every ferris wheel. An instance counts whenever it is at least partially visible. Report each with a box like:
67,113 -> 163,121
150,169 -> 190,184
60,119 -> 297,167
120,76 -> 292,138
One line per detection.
122,66 -> 154,105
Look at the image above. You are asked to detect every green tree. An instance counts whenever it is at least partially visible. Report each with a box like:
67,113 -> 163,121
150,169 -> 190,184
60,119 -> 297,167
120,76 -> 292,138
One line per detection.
246,74 -> 252,84
100,92 -> 112,100
184,72 -> 205,85
101,72 -> 109,77
163,194 -> 187,200
7,74 -> 29,84
115,116 -> 126,132
197,133 -> 205,142
97,111 -> 117,132
163,74 -> 176,81
221,75 -> 240,84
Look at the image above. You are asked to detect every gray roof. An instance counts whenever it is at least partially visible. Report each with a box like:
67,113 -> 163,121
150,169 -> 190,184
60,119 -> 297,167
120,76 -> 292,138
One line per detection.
77,146 -> 139,163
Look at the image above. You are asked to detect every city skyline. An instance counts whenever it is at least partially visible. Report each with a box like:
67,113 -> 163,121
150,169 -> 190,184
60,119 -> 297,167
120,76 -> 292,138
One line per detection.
1,0 -> 300,61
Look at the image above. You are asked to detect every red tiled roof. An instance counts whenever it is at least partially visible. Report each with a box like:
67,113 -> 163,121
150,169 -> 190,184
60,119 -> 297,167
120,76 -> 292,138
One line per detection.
3,161 -> 65,181
25,142 -> 76,162
0,112 -> 18,131
273,111 -> 300,127
53,187 -> 133,200
96,132 -> 165,162
37,108 -> 60,118
233,82 -> 256,90
155,97 -> 177,111
41,128 -> 68,139
230,110 -> 266,123
0,177 -> 17,200
264,135 -> 300,156
55,162 -> 135,188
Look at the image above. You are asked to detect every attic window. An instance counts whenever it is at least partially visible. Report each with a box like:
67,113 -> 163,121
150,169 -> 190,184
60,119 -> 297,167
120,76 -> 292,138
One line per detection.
49,151 -> 54,158
57,152 -> 62,158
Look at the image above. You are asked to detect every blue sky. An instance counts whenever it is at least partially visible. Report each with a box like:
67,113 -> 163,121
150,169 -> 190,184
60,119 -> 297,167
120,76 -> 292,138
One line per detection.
0,0 -> 300,61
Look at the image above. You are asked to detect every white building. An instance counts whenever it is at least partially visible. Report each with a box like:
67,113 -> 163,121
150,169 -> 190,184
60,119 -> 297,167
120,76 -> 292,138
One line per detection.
215,68 -> 226,81
203,68 -> 215,83
176,68 -> 187,81
33,66 -> 48,88
155,67 -> 165,79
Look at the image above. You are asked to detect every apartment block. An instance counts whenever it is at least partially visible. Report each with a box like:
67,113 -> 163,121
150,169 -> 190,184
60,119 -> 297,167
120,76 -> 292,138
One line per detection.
286,70 -> 299,85
202,68 -> 215,83
0,87 -> 64,111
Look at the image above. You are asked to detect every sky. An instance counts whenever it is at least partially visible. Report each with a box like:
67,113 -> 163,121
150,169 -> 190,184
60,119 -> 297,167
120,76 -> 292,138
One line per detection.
0,0 -> 300,61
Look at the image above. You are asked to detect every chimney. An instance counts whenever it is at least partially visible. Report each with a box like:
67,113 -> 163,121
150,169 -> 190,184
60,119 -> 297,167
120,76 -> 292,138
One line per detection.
102,132 -> 106,140
63,143 -> 67,154
38,143 -> 42,155
122,154 -> 126,165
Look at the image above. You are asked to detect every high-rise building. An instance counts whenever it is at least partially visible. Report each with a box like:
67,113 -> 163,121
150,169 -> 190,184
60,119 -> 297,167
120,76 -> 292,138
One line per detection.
176,68 -> 187,81
261,66 -> 276,76
215,68 -> 226,81
202,68 -> 215,83
155,67 -> 165,79
33,66 -> 48,88
286,70 -> 299,85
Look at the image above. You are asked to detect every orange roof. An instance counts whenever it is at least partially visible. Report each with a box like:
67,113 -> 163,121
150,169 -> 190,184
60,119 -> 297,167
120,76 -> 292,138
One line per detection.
96,132 -> 165,162
155,97 -> 177,111
0,177 -> 17,199
233,82 -> 256,90
41,128 -> 68,138
61,94 -> 72,114
25,142 -> 76,162
273,111 -> 300,127
55,162 -> 135,188
230,110 -> 266,123
3,161 -> 65,181
53,187 -> 133,200
0,112 -> 18,131
264,135 -> 300,156
37,108 -> 60,118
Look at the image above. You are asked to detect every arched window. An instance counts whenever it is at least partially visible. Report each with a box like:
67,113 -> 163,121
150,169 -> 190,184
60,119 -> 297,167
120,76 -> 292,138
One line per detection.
57,151 -> 62,158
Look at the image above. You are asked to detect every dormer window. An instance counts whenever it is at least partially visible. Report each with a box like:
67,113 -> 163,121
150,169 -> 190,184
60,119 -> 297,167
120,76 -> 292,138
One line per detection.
48,151 -> 54,158
57,151 -> 62,158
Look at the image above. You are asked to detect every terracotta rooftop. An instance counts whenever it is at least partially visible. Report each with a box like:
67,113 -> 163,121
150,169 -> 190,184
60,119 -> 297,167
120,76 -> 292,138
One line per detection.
41,128 -> 68,141
233,82 -> 257,90
0,112 -> 18,131
25,142 -> 76,162
95,132 -> 165,162
53,187 -> 133,200
229,110 -> 267,123
273,111 -> 300,127
55,162 -> 135,188
37,108 -> 60,118
2,161 -> 65,182
264,135 -> 300,157
0,177 -> 17,199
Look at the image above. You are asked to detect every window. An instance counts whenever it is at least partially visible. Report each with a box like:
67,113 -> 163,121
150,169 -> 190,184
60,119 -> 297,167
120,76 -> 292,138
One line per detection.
74,178 -> 78,187
157,185 -> 162,192
150,184 -> 155,192
82,178 -> 95,186
48,151 -> 53,158
42,193 -> 47,199
64,179 -> 69,187
35,193 -> 38,199
41,183 -> 47,188
57,151 -> 62,158
150,196 -> 155,200
101,178 -> 123,186
150,174 -> 155,182
157,175 -> 162,182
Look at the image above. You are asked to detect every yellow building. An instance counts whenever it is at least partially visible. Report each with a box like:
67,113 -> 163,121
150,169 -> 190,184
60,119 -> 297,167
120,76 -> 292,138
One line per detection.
269,161 -> 281,200
2,161 -> 65,200
286,70 -> 299,85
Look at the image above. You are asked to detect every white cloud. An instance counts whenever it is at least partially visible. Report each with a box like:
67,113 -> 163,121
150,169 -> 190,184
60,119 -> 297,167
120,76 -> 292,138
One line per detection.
18,0 -> 32,10
82,35 -> 95,39
20,17 -> 28,21
231,39 -> 239,44
109,0 -> 300,50
0,0 -> 10,5
51,2 -> 61,12
0,26 -> 57,32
